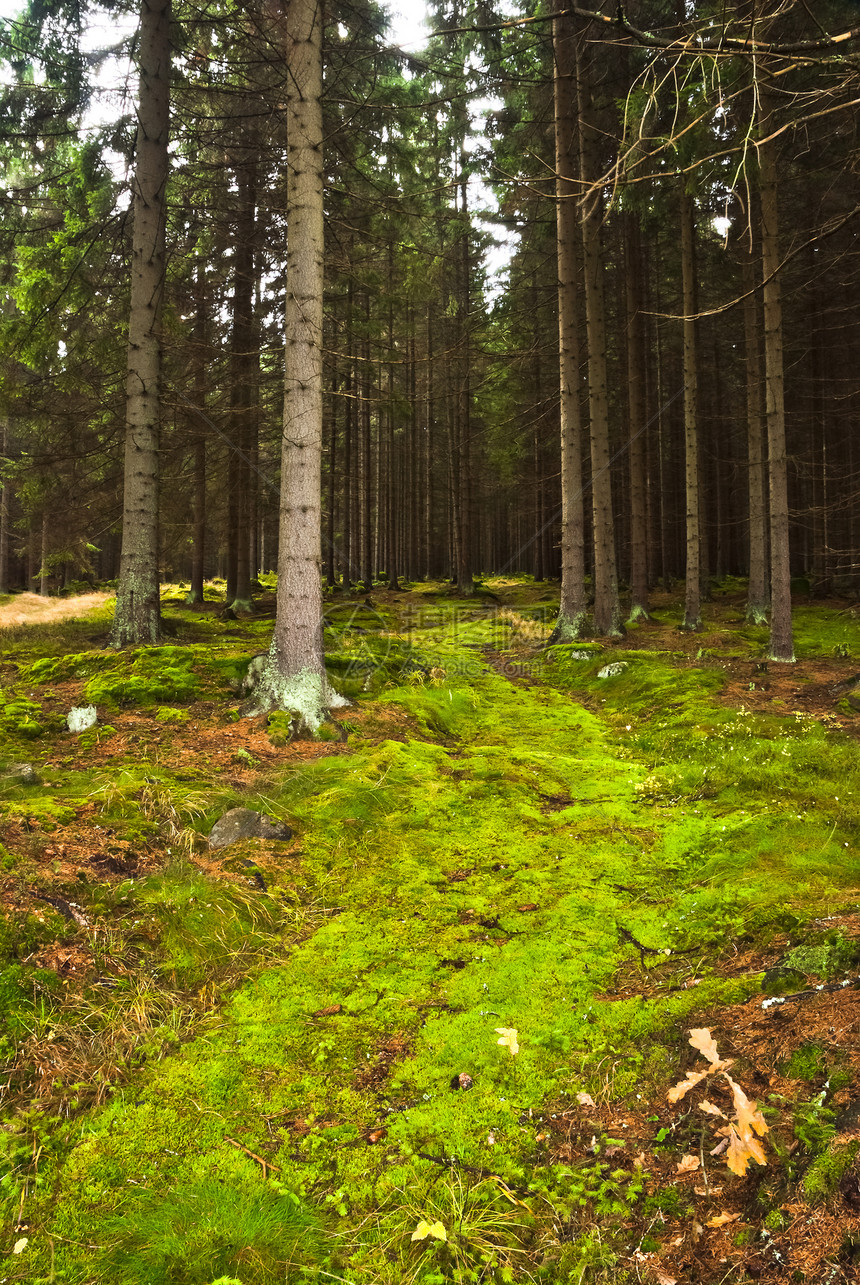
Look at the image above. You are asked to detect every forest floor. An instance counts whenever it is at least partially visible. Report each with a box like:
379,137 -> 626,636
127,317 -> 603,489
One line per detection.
2,578 -> 860,1284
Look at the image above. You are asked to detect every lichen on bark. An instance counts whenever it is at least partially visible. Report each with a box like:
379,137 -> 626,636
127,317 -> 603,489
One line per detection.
243,652 -> 347,734
548,609 -> 588,645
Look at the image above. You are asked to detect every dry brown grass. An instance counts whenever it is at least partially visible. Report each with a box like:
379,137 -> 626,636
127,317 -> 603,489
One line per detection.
0,592 -> 110,628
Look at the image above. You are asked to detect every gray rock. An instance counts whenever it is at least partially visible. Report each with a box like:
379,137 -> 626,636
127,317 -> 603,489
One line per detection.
67,705 -> 97,733
569,650 -> 594,661
208,807 -> 293,851
761,966 -> 807,997
5,762 -> 40,786
597,662 -> 629,679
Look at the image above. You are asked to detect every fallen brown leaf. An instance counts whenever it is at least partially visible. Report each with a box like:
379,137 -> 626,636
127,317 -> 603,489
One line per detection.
706,1211 -> 741,1228
726,1123 -> 767,1176
688,1027 -> 733,1071
651,1266 -> 678,1285
668,1068 -> 708,1102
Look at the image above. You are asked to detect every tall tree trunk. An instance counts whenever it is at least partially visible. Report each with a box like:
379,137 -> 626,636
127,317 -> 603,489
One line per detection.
0,420 -> 8,595
249,0 -> 344,728
550,9 -> 587,641
577,24 -> 621,636
759,78 -> 794,661
186,260 -> 207,606
680,185 -> 702,631
742,230 -> 769,622
342,277 -> 354,588
326,376 -> 338,588
228,154 -> 257,612
386,242 -> 400,590
40,510 -> 49,596
455,165 -> 474,597
111,0 -> 170,647
360,295 -> 372,591
424,304 -> 434,580
625,211 -> 650,622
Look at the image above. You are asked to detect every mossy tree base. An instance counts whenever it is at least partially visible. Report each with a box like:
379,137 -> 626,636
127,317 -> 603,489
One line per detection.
110,582 -> 161,649
242,656 -> 348,734
548,609 -> 588,644
227,595 -> 256,615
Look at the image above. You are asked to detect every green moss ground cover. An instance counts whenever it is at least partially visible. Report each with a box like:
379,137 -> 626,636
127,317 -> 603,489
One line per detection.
1,584 -> 860,1282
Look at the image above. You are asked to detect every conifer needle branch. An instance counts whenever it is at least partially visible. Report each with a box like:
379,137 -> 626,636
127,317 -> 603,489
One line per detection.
431,8 -> 860,57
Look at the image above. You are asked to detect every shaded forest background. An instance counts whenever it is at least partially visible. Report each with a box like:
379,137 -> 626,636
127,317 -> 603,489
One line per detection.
0,0 -> 858,626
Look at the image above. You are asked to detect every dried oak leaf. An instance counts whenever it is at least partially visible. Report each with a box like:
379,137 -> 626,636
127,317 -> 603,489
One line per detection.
725,1123 -> 767,1176
668,1069 -> 709,1103
676,1153 -> 700,1174
698,1098 -> 726,1118
688,1027 -> 732,1071
651,1266 -> 678,1285
727,1077 -> 769,1143
721,1075 -> 769,1175
706,1211 -> 741,1229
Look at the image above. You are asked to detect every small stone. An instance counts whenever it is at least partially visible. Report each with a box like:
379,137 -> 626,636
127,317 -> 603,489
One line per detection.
208,807 -> 293,850
597,662 -> 629,679
761,966 -> 807,997
450,1072 -> 473,1091
6,762 -> 40,786
67,705 -> 97,733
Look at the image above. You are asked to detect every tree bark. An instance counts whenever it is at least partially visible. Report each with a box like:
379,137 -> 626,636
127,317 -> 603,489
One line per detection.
360,292 -> 372,591
111,0 -> 170,648
186,260 -> 207,605
0,420 -> 8,595
742,231 -> 769,622
624,211 -> 650,623
40,510 -> 49,596
759,77 -> 794,661
577,23 -> 621,636
549,9 -> 588,641
228,153 -> 257,612
455,164 -> 474,597
680,185 -> 702,631
249,0 -> 344,729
